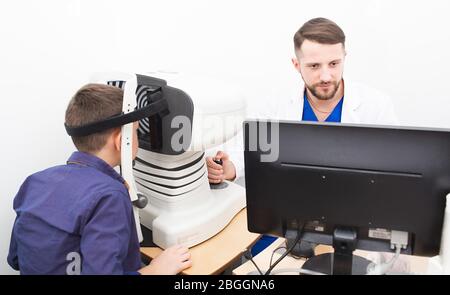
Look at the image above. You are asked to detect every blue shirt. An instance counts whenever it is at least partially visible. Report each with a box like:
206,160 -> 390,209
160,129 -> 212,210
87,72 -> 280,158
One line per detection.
302,91 -> 344,123
7,151 -> 141,275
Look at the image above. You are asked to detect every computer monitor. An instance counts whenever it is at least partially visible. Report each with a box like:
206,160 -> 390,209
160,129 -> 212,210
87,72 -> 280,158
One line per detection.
244,120 -> 450,275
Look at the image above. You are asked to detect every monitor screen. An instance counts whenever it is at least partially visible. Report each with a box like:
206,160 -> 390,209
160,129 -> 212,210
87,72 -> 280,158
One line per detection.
244,120 -> 450,274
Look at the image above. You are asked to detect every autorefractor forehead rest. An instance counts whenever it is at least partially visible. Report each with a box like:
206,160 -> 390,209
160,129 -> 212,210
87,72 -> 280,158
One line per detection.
108,74 -> 194,156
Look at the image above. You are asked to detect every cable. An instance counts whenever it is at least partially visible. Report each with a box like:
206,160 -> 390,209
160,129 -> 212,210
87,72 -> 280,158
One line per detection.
244,249 -> 264,275
264,224 -> 304,275
244,245 -> 299,276
366,244 -> 402,275
269,246 -> 287,269
268,244 -> 325,275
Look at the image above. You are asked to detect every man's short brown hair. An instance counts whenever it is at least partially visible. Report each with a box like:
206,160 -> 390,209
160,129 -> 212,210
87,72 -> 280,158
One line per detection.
294,17 -> 346,51
65,84 -> 123,153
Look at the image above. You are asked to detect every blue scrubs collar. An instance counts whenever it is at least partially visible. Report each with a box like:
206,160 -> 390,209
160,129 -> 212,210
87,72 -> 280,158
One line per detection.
302,90 -> 344,123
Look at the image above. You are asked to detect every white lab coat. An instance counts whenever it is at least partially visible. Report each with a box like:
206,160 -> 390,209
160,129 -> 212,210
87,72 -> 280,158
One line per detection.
224,79 -> 399,180
252,79 -> 399,125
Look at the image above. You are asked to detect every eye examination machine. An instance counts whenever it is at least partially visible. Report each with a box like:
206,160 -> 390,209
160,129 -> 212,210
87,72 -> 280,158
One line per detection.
88,72 -> 247,249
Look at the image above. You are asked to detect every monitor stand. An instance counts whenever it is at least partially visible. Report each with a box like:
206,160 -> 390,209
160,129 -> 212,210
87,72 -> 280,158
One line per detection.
301,227 -> 372,275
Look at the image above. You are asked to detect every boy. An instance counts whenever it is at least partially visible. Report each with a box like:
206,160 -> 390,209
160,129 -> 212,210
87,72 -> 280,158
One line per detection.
7,83 -> 192,274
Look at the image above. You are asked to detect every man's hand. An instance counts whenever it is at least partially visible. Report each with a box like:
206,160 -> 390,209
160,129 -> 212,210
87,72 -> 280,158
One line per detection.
138,245 -> 192,275
206,151 -> 236,184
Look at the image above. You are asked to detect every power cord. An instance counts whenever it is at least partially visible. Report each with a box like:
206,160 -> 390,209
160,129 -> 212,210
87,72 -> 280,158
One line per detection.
245,246 -> 299,275
244,224 -> 306,276
269,246 -> 287,269
244,250 -> 264,275
265,224 -> 304,275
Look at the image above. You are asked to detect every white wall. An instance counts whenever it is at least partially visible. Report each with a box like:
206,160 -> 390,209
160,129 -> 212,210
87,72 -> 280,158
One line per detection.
1,0 -> 449,274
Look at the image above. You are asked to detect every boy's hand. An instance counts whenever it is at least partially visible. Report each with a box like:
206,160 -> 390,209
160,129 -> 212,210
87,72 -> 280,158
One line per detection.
138,245 -> 192,275
206,151 -> 236,184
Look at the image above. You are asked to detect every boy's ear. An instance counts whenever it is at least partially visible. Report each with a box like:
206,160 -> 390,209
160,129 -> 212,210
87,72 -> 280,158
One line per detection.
113,128 -> 122,152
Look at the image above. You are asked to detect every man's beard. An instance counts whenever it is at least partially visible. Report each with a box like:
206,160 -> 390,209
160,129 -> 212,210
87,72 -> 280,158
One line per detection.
306,80 -> 341,101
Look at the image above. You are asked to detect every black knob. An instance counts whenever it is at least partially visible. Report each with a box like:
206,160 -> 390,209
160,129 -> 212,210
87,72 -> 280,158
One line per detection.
133,193 -> 148,209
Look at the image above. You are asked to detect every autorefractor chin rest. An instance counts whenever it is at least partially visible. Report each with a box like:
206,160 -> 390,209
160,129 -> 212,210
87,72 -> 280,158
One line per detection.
66,72 -> 246,248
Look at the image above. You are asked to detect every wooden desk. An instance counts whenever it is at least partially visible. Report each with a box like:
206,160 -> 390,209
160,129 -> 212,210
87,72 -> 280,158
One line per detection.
233,238 -> 430,275
140,208 -> 260,275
